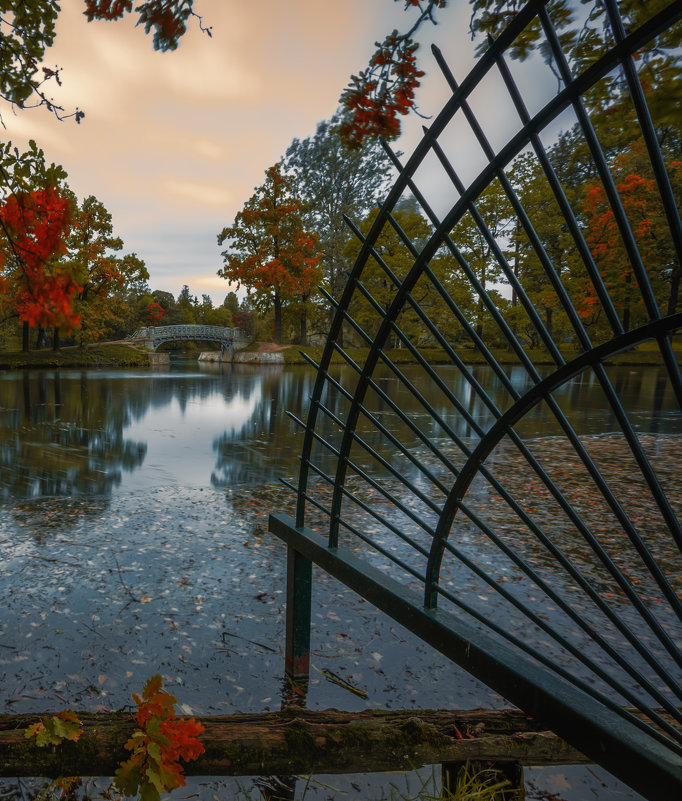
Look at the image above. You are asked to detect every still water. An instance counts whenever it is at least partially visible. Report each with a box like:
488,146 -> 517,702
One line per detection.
0,359 -> 678,800
0,360 -> 678,500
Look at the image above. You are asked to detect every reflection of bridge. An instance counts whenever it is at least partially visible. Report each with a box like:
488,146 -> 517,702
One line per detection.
128,325 -> 248,353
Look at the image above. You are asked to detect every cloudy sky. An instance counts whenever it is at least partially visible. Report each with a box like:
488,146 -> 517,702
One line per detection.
1,1 -> 500,304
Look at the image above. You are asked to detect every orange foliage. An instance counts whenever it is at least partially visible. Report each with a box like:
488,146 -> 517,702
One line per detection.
218,164 -> 321,341
338,1 -> 447,145
0,187 -> 82,331
579,143 -> 681,326
116,674 -> 204,800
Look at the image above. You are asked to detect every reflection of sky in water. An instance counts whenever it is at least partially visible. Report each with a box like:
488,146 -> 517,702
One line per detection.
123,376 -> 261,490
0,362 -> 677,501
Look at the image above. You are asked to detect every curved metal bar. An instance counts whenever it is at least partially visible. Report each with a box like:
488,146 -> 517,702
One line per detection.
300,0 -> 545,538
325,2 -> 682,551
426,313 -> 682,594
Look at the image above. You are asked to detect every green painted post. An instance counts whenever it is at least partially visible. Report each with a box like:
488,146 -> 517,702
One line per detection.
285,545 -> 313,680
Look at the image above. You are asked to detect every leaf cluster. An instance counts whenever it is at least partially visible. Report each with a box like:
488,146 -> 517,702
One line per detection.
114,674 -> 205,801
25,710 -> 83,747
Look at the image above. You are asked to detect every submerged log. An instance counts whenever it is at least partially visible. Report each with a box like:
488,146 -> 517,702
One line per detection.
0,707 -> 588,777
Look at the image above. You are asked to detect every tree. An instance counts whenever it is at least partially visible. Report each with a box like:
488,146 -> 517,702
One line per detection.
0,141 -> 82,349
141,296 -> 165,324
66,194 -> 149,345
344,203 -> 474,347
175,284 -> 197,323
285,115 -> 392,342
222,291 -> 240,316
217,164 -> 321,344
580,142 -> 681,331
0,186 -> 80,349
0,1 -> 211,122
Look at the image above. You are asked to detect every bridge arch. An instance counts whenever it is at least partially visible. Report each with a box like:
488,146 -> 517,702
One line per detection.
128,324 -> 248,353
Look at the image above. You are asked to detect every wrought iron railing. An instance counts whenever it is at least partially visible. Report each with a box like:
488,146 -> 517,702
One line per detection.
130,324 -> 248,346
269,1 -> 682,798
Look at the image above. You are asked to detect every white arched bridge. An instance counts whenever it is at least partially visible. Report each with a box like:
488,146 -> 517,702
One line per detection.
128,324 -> 249,353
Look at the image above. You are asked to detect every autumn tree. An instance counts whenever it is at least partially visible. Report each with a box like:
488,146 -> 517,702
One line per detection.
217,164 -> 321,344
579,142 -> 681,333
0,140 -> 82,350
66,194 -> 149,345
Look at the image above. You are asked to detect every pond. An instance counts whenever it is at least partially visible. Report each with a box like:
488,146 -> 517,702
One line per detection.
0,360 -> 678,799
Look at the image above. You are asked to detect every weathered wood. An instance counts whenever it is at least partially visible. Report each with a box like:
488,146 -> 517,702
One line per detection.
0,707 -> 588,777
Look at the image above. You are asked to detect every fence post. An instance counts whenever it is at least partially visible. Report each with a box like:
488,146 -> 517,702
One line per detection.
285,546 -> 312,681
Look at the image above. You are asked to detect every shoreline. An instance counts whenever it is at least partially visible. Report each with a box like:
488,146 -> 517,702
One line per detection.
0,339 -> 678,369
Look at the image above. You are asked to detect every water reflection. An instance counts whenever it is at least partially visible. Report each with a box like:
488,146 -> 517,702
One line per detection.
0,363 -> 677,504
0,370 -> 146,500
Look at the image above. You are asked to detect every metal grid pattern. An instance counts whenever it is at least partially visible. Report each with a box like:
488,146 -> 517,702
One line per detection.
270,2 -> 682,797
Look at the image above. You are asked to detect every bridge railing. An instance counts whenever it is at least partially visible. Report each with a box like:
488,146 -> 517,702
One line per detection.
130,325 -> 249,343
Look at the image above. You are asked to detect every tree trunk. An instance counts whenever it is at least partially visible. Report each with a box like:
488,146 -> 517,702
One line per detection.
53,327 -> 60,351
36,327 -> 46,349
274,292 -> 282,344
667,269 -> 680,316
299,304 -> 307,346
22,321 -> 29,352
622,270 -> 632,332
511,218 -> 520,308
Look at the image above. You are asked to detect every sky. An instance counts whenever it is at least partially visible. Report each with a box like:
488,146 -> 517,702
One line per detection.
0,1 -> 542,305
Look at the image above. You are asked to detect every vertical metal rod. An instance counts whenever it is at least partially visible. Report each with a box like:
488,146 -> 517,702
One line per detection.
284,546 -> 313,681
492,44 -> 625,337
538,4 -> 660,321
601,0 -> 682,407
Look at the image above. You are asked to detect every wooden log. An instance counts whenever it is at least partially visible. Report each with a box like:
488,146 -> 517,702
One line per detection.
0,707 -> 588,777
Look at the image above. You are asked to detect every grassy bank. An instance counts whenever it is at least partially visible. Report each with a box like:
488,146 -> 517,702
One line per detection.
0,343 -> 150,369
282,340 -> 681,367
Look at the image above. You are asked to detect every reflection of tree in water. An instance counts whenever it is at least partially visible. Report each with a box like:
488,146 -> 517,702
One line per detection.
211,363 -> 680,490
211,368 -> 317,487
0,371 -> 147,501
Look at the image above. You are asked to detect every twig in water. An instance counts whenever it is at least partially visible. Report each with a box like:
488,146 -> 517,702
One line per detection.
112,556 -> 141,603
221,630 -> 277,653
312,664 -> 368,698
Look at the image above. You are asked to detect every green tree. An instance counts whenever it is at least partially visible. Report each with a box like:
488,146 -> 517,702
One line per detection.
284,115 -> 392,342
217,164 -> 321,344
344,204 -> 474,347
222,291 -> 240,316
176,284 -> 197,323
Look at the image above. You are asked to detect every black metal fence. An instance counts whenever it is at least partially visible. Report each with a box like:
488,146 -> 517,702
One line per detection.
270,2 -> 682,798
